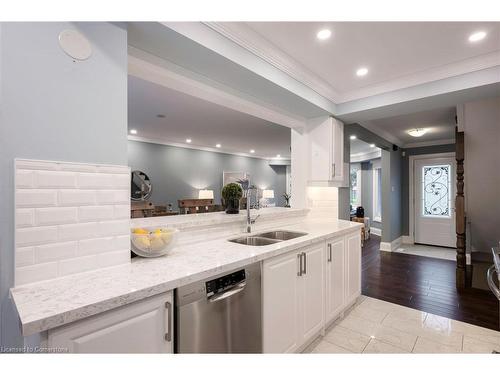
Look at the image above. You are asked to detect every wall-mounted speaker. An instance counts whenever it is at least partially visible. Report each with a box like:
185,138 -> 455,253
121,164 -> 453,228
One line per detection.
392,144 -> 399,151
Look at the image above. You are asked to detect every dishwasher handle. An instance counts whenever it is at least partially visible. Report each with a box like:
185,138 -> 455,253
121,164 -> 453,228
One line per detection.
208,281 -> 246,303
487,265 -> 500,300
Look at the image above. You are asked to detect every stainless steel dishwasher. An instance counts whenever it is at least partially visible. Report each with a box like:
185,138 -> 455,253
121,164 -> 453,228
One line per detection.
175,262 -> 262,353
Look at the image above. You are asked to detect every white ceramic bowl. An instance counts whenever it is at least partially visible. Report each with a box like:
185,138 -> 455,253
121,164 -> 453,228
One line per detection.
130,228 -> 179,258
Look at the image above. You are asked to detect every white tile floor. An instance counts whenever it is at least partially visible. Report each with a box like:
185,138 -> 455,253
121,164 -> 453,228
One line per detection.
393,244 -> 456,261
304,296 -> 500,354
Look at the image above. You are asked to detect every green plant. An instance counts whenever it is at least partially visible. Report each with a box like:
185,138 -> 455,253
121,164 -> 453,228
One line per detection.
222,183 -> 243,201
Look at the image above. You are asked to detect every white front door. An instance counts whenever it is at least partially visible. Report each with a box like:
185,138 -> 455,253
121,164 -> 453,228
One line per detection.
414,156 -> 456,248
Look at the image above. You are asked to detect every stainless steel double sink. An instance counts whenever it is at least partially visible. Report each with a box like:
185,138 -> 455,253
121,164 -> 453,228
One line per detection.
229,230 -> 308,246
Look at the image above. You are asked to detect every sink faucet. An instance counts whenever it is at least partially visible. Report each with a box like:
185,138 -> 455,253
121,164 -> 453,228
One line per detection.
237,179 -> 260,233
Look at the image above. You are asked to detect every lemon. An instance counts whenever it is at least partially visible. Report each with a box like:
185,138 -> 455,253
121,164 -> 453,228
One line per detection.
134,236 -> 151,249
150,237 -> 165,252
133,228 -> 148,235
153,229 -> 162,234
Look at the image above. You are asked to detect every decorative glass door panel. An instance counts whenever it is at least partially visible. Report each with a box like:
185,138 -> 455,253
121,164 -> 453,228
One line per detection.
421,164 -> 451,218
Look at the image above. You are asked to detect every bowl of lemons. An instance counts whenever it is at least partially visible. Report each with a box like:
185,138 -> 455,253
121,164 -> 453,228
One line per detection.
131,227 -> 179,258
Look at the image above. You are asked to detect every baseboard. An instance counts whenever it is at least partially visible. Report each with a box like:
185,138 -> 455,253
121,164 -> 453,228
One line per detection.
380,236 -> 403,252
402,235 -> 414,244
370,227 -> 382,237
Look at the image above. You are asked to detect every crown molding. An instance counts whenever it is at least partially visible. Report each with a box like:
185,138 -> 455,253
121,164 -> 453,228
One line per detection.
128,135 -> 289,161
350,149 -> 382,163
357,120 -> 404,147
403,138 -> 455,149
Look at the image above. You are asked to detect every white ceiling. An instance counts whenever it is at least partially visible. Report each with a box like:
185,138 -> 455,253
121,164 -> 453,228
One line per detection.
350,138 -> 375,155
128,76 -> 291,159
369,106 -> 456,146
243,22 -> 500,99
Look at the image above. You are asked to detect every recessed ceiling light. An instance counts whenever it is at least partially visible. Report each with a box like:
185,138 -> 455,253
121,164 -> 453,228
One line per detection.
316,29 -> 332,40
276,154 -> 281,158
468,31 -> 487,43
350,135 -> 357,140
130,129 -> 137,135
156,114 -> 166,118
215,143 -> 221,148
370,144 -> 375,148
250,149 -> 255,154
356,67 -> 368,77
186,138 -> 192,143
408,128 -> 428,137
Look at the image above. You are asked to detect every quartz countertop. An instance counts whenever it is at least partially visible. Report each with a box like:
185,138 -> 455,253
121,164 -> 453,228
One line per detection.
10,217 -> 361,336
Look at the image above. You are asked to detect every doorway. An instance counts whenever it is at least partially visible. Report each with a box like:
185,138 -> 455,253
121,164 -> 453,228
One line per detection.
410,153 -> 456,248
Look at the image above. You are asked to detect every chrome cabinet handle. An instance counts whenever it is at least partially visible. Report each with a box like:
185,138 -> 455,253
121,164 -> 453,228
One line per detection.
487,265 -> 500,300
327,244 -> 332,262
164,301 -> 172,342
302,252 -> 307,275
208,281 -> 246,303
297,253 -> 302,276
332,163 -> 336,178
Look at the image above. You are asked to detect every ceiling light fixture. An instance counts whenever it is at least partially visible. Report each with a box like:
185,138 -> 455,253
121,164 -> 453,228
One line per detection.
408,128 -> 428,137
356,67 -> 368,77
370,144 -> 375,148
468,31 -> 487,43
276,154 -> 281,158
129,129 -> 137,135
250,149 -> 255,154
316,29 -> 332,40
350,135 -> 357,140
215,143 -> 221,148
186,138 -> 192,143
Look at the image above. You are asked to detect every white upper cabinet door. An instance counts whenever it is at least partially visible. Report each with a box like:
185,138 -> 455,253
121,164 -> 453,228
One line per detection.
48,291 -> 173,353
345,233 -> 362,304
299,243 -> 325,342
262,250 -> 300,353
325,238 -> 345,323
308,117 -> 345,184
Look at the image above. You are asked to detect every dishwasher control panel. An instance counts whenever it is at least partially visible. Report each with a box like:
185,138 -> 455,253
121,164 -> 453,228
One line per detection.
206,269 -> 246,297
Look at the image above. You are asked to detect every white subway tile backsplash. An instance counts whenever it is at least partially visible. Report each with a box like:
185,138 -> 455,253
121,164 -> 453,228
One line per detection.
96,190 -> 129,205
35,207 -> 78,226
77,173 -> 115,189
34,171 -> 77,188
58,190 -> 96,206
16,209 -> 34,228
79,206 -> 114,222
15,159 -> 131,286
78,237 -> 115,256
16,190 -> 57,207
16,247 -> 35,267
59,222 -> 99,241
16,262 -> 58,285
16,226 -> 58,246
34,242 -> 77,263
16,170 -> 34,188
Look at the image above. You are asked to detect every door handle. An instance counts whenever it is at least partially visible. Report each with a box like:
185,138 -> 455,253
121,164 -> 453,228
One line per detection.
208,281 -> 246,303
302,252 -> 307,275
487,265 -> 500,300
164,301 -> 172,342
297,253 -> 302,276
327,244 -> 332,262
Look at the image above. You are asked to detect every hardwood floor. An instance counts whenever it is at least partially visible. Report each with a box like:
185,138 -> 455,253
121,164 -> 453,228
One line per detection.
362,235 -> 499,331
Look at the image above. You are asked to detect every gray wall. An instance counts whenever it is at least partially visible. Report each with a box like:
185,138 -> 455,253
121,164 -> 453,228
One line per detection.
0,22 -> 128,347
128,140 -> 287,207
360,160 -> 382,230
463,97 -> 500,253
401,144 -> 456,236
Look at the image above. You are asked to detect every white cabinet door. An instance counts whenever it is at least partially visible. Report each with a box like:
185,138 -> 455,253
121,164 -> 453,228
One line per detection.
346,233 -> 362,305
300,243 -> 325,342
48,291 -> 173,353
325,238 -> 345,323
263,250 -> 300,353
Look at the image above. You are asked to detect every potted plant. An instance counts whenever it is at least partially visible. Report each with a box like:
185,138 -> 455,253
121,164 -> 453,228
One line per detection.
222,183 -> 243,214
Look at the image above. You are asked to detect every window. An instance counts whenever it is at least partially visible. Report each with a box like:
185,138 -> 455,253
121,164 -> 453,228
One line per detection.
350,164 -> 362,208
422,164 -> 451,217
373,165 -> 382,222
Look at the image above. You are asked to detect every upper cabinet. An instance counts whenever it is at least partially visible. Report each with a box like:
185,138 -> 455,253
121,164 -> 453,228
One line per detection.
308,117 -> 347,186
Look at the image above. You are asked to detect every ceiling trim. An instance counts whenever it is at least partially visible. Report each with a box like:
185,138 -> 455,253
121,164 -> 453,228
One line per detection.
357,120 -> 404,147
403,138 -> 456,149
204,23 -> 500,105
350,149 -> 382,163
128,46 -> 307,131
127,135 -> 286,161
204,22 -> 341,103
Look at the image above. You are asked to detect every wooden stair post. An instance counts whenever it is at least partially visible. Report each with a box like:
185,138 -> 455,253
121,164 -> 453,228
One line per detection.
456,128 -> 467,289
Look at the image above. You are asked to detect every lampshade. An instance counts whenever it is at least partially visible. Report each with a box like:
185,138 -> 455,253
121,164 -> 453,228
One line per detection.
198,189 -> 214,199
262,189 -> 274,199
